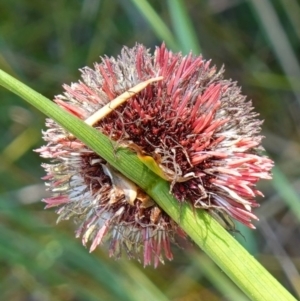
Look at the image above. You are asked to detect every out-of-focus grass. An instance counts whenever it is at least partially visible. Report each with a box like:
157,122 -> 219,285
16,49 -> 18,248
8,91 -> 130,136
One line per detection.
0,0 -> 299,300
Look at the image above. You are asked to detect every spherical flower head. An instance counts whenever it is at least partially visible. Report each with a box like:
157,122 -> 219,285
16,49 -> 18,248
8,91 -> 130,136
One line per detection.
36,43 -> 273,267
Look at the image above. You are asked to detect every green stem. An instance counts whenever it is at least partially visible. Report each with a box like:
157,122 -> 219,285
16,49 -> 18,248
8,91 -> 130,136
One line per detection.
129,0 -> 180,51
167,0 -> 202,54
0,69 -> 296,301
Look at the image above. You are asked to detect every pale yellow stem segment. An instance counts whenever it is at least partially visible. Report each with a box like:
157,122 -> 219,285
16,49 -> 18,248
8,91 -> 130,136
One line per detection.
84,76 -> 163,126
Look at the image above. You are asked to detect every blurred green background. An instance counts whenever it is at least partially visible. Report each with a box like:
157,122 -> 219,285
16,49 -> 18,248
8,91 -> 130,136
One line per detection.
1,0 -> 300,300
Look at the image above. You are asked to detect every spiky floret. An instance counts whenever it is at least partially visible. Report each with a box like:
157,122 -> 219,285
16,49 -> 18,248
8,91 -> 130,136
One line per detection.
36,44 -> 273,267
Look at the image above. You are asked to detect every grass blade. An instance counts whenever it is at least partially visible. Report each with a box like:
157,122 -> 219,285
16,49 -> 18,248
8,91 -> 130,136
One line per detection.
0,69 -> 297,301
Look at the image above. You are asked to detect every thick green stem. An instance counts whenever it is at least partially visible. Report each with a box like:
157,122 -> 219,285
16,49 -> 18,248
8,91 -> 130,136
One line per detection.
0,69 -> 296,301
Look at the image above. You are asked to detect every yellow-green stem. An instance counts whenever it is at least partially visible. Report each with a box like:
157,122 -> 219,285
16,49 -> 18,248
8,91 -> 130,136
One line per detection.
0,69 -> 296,301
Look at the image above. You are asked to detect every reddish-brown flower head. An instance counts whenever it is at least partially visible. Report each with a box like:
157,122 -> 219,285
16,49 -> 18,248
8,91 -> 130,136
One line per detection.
36,44 -> 273,267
